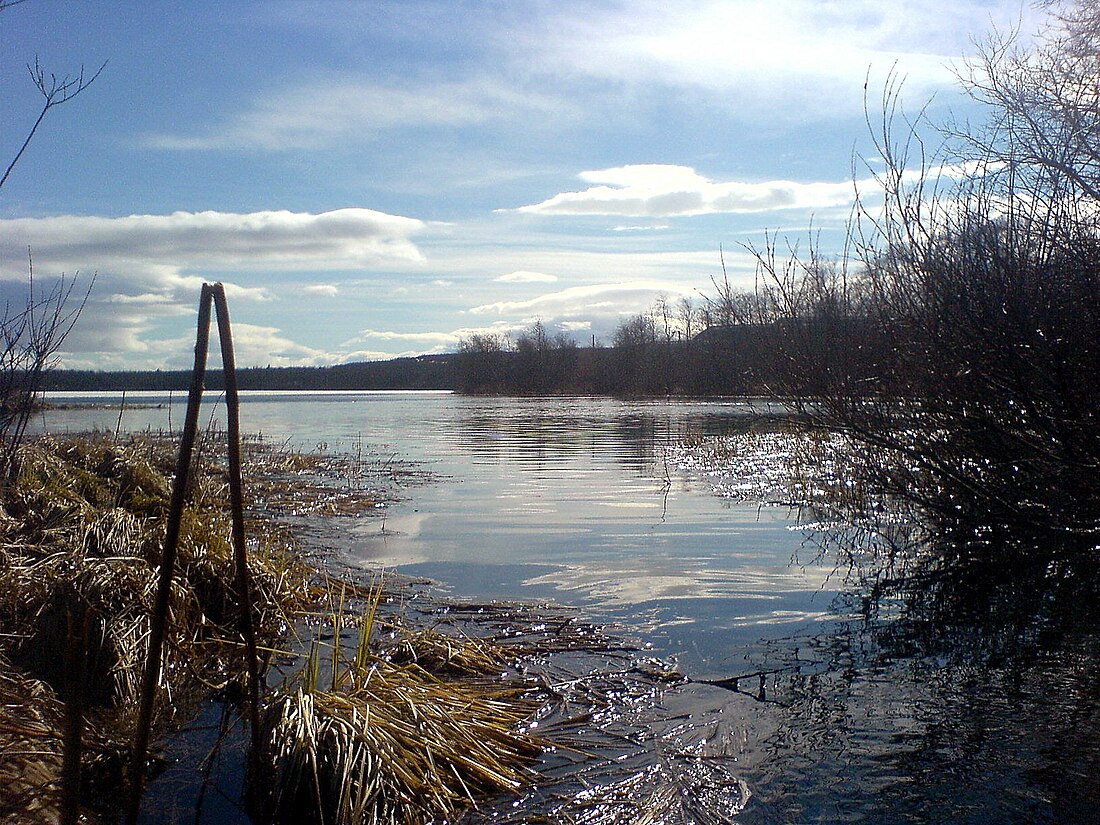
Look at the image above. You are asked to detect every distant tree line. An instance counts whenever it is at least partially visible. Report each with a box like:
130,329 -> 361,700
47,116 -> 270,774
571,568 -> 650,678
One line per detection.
44,293 -> 876,399
455,298 -> 813,397
43,355 -> 456,392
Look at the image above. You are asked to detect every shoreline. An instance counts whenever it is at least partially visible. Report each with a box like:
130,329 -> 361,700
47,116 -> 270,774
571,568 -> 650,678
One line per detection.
0,431 -> 566,823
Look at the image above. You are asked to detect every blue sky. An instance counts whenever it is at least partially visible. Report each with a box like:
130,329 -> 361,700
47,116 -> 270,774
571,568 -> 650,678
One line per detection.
0,1 -> 1045,369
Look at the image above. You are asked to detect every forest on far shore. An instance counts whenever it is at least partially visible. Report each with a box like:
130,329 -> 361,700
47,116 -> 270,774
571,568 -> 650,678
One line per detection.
42,353 -> 457,393
40,316 -> 794,398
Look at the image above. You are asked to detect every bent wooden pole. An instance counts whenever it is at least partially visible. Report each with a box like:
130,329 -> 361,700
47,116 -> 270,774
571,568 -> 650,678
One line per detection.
211,281 -> 263,783
59,598 -> 91,825
127,284 -> 214,824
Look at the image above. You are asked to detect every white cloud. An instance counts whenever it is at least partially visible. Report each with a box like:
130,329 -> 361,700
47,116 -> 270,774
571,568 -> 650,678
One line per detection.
303,283 -> 340,297
560,320 -> 592,332
345,321 -> 523,351
54,317 -> 352,371
468,281 -> 692,317
138,2 -> 1049,160
349,329 -> 461,346
146,77 -> 568,151
0,208 -> 426,275
227,322 -> 332,367
517,164 -> 863,217
0,208 -> 427,363
0,208 -> 424,306
338,348 -> 416,363
531,0 -> 1045,117
416,245 -> 747,287
494,270 -> 559,283
44,298 -> 346,369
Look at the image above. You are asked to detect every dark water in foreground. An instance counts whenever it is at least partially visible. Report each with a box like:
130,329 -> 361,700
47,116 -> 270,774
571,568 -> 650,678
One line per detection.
38,392 -> 1100,824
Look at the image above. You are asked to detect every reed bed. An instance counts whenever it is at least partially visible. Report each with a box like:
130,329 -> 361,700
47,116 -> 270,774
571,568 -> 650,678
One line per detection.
0,432 -> 555,824
0,432 -> 323,821
256,650 -> 542,824
0,659 -> 67,824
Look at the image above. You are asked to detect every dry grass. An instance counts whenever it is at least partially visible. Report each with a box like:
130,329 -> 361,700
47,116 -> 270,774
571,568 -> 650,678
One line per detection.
258,661 -> 542,824
0,432 -> 322,822
251,586 -> 547,825
0,433 -> 317,703
0,660 -> 65,824
0,433 -> 551,824
383,624 -> 508,676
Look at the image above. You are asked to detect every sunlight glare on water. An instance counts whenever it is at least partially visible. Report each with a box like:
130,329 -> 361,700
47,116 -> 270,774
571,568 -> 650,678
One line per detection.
37,392 -> 834,677
37,391 -> 1098,825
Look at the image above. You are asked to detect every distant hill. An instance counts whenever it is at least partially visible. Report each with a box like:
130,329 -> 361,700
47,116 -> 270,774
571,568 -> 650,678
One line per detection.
43,324 -> 808,396
44,354 -> 458,392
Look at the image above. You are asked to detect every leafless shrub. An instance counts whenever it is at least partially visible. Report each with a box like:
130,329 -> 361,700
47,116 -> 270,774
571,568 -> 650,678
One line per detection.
0,262 -> 92,481
751,4 -> 1100,611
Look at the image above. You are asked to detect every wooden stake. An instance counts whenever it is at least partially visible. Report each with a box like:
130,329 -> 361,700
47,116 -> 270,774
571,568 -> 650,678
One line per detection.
127,284 -> 214,824
211,281 -> 263,785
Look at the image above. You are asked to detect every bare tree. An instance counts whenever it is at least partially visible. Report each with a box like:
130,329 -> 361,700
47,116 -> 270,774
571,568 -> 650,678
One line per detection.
2,0 -> 108,191
2,56 -> 107,191
951,2 -> 1100,204
456,332 -> 511,393
676,296 -> 697,340
0,260 -> 92,479
0,0 -> 100,476
749,2 -> 1100,602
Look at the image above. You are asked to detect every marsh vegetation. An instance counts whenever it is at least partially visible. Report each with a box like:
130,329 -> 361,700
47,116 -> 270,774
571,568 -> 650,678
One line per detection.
0,429 -> 586,824
7,4 -> 1100,823
735,6 -> 1100,638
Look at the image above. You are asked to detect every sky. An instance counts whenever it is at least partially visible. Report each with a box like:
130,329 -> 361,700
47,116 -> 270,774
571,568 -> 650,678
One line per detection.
0,0 -> 1047,370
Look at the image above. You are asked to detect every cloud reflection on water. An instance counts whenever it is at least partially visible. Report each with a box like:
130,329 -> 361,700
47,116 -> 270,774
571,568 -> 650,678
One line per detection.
522,556 -> 836,615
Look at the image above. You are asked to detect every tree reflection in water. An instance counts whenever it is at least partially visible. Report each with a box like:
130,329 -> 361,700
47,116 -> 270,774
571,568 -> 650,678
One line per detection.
730,524 -> 1100,825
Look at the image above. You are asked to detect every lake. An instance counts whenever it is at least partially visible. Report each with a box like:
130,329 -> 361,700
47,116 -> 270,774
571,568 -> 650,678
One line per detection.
37,392 -> 831,675
36,391 -> 1100,824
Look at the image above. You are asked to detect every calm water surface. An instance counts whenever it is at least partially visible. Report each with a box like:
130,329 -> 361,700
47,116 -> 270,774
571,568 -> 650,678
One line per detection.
38,391 -> 830,676
37,391 -> 1100,824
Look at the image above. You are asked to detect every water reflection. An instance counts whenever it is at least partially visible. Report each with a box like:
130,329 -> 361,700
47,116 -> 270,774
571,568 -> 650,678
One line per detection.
35,393 -> 1094,823
452,408 -> 682,477
653,426 -> 1100,823
718,606 -> 1100,824
853,544 -> 1100,822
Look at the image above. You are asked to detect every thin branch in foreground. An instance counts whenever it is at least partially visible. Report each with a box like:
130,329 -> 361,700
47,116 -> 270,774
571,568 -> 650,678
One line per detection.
0,55 -> 108,192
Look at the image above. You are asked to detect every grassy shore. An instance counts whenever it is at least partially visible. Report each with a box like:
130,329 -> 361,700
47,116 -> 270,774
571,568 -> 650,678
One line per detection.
0,431 -> 551,824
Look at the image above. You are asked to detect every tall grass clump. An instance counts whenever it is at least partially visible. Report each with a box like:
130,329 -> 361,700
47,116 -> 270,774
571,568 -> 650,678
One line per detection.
252,596 -> 544,825
0,432 -> 317,822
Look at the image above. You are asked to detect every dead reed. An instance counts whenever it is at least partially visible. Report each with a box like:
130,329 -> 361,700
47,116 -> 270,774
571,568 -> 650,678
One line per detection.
246,579 -> 547,825
0,432 -> 318,822
0,432 -> 557,824
0,658 -> 67,823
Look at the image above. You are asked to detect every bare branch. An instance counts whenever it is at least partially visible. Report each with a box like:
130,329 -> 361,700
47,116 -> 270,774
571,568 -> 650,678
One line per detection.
1,54 -> 108,191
